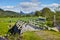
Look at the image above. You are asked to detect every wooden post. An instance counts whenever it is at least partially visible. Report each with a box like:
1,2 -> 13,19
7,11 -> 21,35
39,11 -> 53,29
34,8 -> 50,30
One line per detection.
53,12 -> 57,27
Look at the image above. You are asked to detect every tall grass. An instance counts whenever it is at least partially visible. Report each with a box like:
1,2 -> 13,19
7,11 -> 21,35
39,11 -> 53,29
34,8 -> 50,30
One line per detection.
21,31 -> 43,40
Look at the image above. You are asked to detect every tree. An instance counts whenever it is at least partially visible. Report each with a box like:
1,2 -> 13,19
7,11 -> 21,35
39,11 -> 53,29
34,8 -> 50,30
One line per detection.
35,11 -> 41,16
54,6 -> 60,26
41,7 -> 54,27
41,7 -> 54,21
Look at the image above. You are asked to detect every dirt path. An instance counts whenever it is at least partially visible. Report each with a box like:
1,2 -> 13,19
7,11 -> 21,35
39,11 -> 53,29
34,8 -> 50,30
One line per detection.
35,30 -> 60,40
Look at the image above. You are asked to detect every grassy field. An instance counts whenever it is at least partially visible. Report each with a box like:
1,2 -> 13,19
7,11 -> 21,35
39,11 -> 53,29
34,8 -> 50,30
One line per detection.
35,30 -> 60,40
7,31 -> 60,40
0,17 -> 38,36
21,31 -> 43,40
22,31 -> 60,40
0,17 -> 60,40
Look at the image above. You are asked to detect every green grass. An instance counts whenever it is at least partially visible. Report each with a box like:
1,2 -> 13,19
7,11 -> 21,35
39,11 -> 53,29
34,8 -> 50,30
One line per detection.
7,31 -> 60,40
35,30 -> 60,40
0,17 -> 60,40
0,17 -> 38,36
21,31 -> 43,40
0,23 -> 8,36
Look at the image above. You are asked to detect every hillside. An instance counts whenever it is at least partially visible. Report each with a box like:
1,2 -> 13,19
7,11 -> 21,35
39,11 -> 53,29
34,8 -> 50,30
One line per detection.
0,9 -> 21,17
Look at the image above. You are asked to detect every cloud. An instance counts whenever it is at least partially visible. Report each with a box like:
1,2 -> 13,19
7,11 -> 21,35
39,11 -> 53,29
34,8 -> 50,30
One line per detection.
18,2 -> 42,13
0,6 -> 14,9
49,3 -> 60,11
0,2 -> 60,13
0,6 -> 20,12
50,3 -> 59,7
39,3 -> 60,12
19,2 -> 60,13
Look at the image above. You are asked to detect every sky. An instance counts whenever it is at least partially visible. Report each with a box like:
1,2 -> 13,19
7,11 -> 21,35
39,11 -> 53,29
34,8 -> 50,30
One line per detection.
0,0 -> 60,13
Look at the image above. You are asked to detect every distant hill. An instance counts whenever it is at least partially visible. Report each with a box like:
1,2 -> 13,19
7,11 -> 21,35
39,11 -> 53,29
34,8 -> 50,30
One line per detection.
20,11 -> 25,15
0,9 -> 21,17
20,11 -> 35,15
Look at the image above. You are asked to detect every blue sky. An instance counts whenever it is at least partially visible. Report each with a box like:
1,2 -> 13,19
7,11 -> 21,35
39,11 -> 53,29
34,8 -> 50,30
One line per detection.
0,0 -> 60,13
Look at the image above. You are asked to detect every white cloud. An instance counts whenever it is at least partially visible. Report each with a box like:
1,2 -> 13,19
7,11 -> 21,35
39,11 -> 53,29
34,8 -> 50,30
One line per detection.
0,2 -> 60,13
18,2 -> 42,13
50,3 -> 59,7
19,2 -> 60,13
0,6 -> 14,9
0,6 -> 20,12
40,3 -> 60,12
41,3 -> 60,8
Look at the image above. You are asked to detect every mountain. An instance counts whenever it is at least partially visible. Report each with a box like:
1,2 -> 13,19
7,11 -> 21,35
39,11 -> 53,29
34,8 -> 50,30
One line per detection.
0,8 -> 21,17
20,11 -> 35,15
20,11 -> 25,15
29,12 -> 35,15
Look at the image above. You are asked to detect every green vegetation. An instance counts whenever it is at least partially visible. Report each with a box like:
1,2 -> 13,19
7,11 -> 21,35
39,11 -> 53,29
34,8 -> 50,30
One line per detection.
0,22 -> 8,36
22,31 -> 43,40
0,7 -> 60,40
7,31 -> 60,40
0,17 -> 38,36
35,30 -> 60,40
0,9 -> 21,17
0,7 -> 60,27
